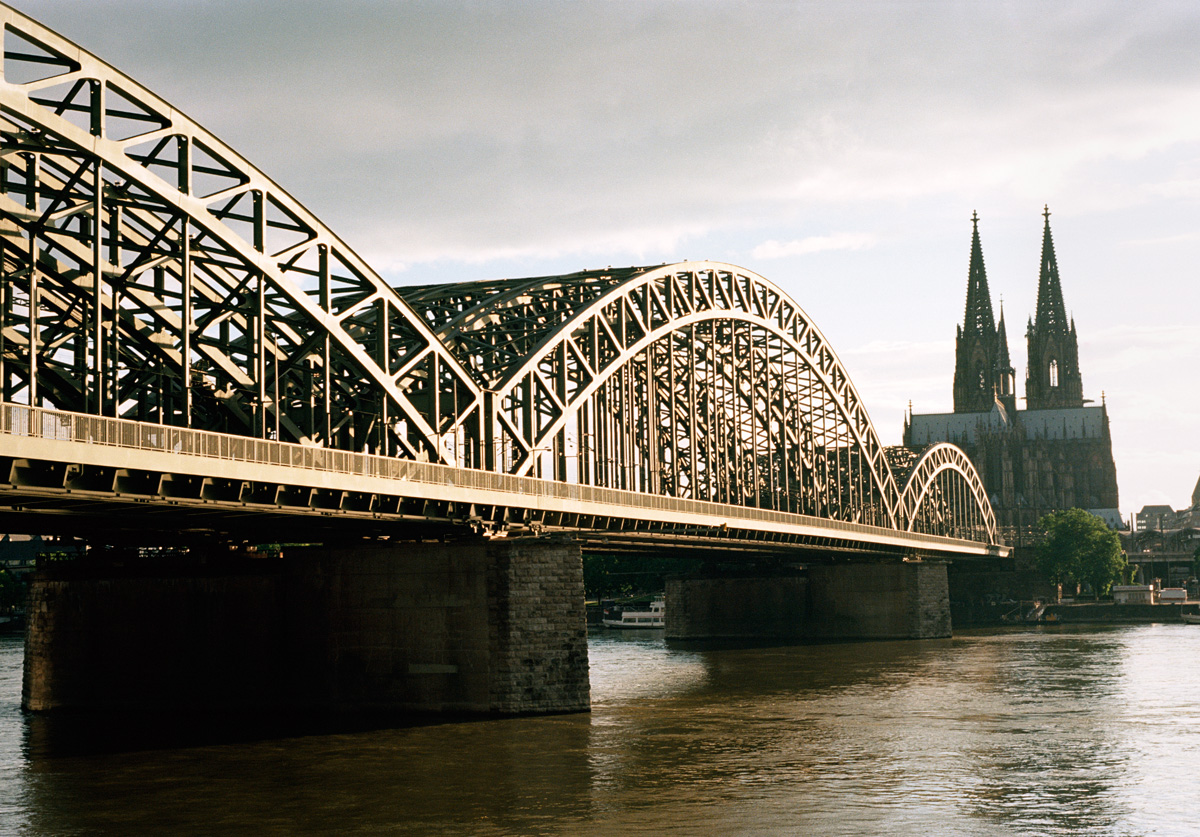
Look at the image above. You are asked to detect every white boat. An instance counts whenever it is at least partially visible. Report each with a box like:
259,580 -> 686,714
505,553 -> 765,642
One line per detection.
1182,613 -> 1200,624
601,598 -> 665,629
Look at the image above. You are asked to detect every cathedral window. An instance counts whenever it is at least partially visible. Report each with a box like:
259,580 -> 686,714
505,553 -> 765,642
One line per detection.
1049,358 -> 1059,388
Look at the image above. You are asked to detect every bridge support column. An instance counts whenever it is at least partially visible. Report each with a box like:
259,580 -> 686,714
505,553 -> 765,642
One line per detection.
664,560 -> 950,642
665,573 -> 809,640
23,538 -> 589,717
805,560 -> 951,640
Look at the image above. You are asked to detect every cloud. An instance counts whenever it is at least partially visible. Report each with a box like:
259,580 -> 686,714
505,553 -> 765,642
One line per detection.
753,233 -> 876,260
14,0 -> 1200,513
19,0 -> 1200,267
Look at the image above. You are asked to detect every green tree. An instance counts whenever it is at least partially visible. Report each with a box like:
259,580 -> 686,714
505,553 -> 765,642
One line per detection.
582,553 -> 698,599
1036,508 -> 1126,599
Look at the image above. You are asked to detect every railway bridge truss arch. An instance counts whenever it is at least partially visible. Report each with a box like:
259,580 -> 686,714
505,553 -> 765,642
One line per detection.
0,4 -> 1002,547
402,263 -> 906,529
887,443 -> 998,545
0,4 -> 484,464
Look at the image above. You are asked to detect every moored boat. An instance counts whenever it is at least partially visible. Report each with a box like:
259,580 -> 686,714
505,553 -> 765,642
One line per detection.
601,597 -> 665,629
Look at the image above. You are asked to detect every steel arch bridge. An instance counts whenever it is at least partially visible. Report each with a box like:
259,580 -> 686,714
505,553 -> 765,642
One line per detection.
0,4 -> 1001,552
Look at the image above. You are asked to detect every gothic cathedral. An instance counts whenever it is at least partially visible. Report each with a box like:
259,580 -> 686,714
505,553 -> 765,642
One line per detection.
905,208 -> 1121,540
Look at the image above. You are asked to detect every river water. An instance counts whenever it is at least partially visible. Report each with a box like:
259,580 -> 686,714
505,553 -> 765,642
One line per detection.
1,624 -> 1199,835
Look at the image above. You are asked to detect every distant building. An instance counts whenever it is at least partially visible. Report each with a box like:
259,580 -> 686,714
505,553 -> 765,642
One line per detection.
1174,475 -> 1200,528
1134,475 -> 1200,531
904,208 -> 1121,541
1112,585 -> 1155,605
1136,504 -> 1177,532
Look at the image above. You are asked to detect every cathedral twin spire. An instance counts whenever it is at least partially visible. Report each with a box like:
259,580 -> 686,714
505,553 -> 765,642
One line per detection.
953,207 -> 1082,415
953,212 -> 1015,413
1025,206 -> 1083,409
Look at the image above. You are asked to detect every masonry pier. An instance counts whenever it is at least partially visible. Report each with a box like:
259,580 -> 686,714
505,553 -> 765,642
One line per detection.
23,539 -> 590,717
665,560 -> 951,641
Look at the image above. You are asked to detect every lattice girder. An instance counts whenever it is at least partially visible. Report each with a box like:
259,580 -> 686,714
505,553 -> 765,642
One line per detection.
0,4 -> 482,463
0,7 -> 1005,545
422,262 -> 904,528
899,442 -> 998,544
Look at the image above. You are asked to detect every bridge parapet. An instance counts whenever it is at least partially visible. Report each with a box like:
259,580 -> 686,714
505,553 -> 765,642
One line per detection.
0,401 -> 1006,557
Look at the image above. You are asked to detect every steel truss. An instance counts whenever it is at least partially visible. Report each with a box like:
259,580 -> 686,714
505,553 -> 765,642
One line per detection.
0,4 -> 1001,545
887,443 -> 998,543
403,263 -> 905,528
0,5 -> 482,463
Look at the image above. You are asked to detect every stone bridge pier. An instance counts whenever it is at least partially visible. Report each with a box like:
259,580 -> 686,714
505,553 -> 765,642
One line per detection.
665,559 -> 951,641
23,539 -> 590,717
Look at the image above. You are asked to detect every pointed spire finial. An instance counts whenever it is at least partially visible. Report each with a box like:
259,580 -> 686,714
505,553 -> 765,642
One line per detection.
962,210 -> 995,336
954,211 -> 1000,413
1027,205 -> 1084,409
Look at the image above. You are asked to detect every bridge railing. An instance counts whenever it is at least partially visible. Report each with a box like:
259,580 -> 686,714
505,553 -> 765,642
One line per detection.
0,403 -> 997,552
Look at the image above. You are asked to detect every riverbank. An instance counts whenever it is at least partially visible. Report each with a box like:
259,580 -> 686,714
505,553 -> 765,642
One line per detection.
1044,602 -> 1199,624
954,600 -> 1200,627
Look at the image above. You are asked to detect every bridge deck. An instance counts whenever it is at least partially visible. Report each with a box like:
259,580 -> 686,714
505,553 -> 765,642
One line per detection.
0,403 -> 1007,558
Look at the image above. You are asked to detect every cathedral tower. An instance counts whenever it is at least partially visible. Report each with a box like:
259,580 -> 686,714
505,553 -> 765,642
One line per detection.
953,212 -> 1001,413
995,302 -> 1016,414
1025,206 -> 1084,410
906,207 -> 1120,535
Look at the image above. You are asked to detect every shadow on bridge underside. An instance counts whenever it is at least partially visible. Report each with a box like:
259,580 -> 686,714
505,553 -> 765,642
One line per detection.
0,5 -> 1004,555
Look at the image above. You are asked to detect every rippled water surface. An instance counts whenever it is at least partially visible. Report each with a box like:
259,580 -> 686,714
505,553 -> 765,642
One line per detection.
3,625 -> 1200,835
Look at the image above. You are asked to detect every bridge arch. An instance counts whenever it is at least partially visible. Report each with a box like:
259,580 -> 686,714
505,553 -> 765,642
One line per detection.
0,8 -> 1004,545
405,262 -> 904,527
0,5 -> 482,463
896,443 -> 998,544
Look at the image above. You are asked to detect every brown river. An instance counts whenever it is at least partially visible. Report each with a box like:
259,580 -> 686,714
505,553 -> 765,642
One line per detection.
2,624 -> 1199,835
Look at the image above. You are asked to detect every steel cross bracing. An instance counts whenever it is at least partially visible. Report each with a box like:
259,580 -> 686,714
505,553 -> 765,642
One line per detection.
0,5 -> 482,464
0,4 -> 1004,550
887,443 -> 997,544
403,263 -> 905,530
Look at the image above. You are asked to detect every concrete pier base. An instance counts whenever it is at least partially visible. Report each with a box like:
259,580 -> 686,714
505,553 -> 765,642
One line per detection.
664,574 -> 809,640
23,539 -> 589,716
806,561 -> 951,640
665,560 -> 951,642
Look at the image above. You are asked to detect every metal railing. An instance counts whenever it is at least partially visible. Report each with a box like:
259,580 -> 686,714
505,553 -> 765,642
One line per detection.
0,402 -> 997,552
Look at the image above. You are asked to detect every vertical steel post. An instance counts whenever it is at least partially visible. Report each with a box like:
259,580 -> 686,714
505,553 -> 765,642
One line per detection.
108,203 -> 122,416
319,245 -> 332,446
376,297 -> 389,455
26,153 -> 38,407
179,137 -> 193,428
91,159 -> 103,416
252,191 -> 266,438
27,228 -> 37,407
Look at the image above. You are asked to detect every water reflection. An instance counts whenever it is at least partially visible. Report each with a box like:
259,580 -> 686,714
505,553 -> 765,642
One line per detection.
23,712 -> 597,836
5,627 -> 1200,835
950,630 -> 1130,833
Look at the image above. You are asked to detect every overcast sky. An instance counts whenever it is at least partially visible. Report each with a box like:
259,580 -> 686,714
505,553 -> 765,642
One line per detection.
17,0 -> 1200,517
